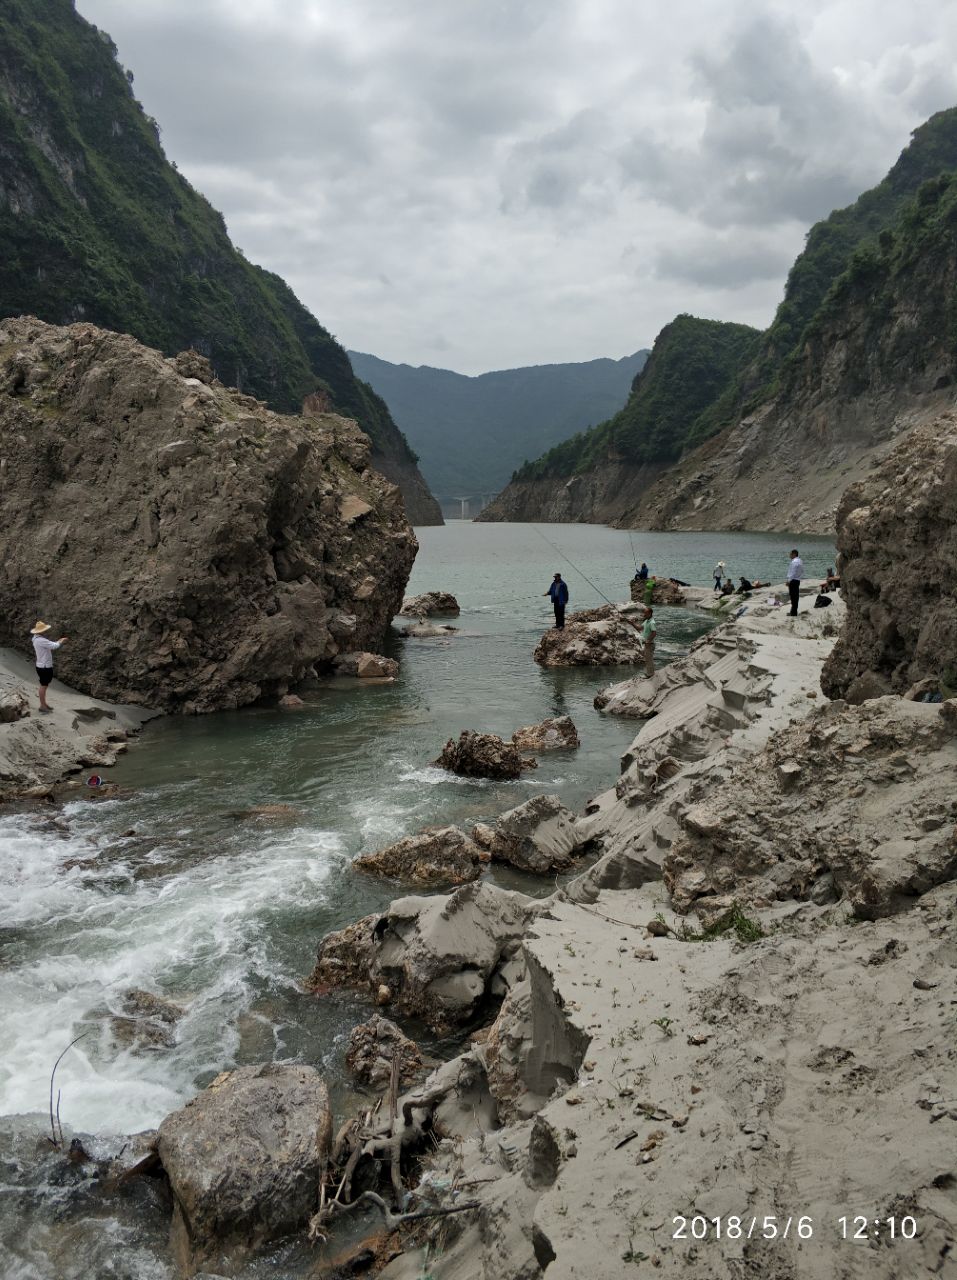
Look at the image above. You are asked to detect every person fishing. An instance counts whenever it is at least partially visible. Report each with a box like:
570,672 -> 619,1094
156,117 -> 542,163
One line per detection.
641,607 -> 657,677
544,572 -> 569,629
30,620 -> 69,713
633,562 -> 649,582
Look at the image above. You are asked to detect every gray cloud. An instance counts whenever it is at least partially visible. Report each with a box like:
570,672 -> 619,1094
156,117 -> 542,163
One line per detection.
77,0 -> 957,373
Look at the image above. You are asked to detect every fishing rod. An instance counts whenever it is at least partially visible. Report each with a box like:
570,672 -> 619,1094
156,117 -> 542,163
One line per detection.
530,524 -> 648,639
628,529 -> 640,572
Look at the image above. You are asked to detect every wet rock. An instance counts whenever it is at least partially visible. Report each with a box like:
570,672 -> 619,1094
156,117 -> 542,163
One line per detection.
533,605 -> 645,668
0,318 -> 416,713
630,578 -> 684,606
157,1064 -> 331,1267
308,882 -> 541,1032
480,795 -> 587,874
511,716 -> 580,751
277,693 -> 305,710
434,730 -> 531,780
401,591 -> 460,617
353,825 -> 487,887
110,988 -> 184,1052
333,651 -> 399,679
345,1014 -> 425,1089
397,621 -> 459,638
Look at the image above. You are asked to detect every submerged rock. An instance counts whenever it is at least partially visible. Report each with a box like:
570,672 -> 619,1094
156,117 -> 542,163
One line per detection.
308,881 -> 542,1031
352,825 -> 487,887
533,606 -> 645,668
345,1014 -> 425,1089
157,1064 -> 332,1266
434,729 -> 532,780
474,795 -> 587,874
333,651 -> 400,679
110,988 -> 184,1052
0,318 -> 416,712
511,716 -> 580,751
401,591 -> 460,617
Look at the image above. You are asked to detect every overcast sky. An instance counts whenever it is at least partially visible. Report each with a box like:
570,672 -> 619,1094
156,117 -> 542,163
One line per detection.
78,0 -> 957,375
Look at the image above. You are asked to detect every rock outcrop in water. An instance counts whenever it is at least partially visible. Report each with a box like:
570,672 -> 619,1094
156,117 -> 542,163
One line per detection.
400,591 -> 460,617
434,730 -> 532,780
352,825 -> 487,887
511,715 -> 580,751
822,411 -> 957,701
533,605 -> 645,667
0,318 -> 417,712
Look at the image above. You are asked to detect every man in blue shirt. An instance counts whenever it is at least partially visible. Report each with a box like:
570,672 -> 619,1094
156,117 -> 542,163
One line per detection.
786,549 -> 804,616
545,573 -> 569,629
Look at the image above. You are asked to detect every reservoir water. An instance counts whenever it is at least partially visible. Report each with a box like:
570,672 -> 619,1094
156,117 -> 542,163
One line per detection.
0,522 -> 835,1277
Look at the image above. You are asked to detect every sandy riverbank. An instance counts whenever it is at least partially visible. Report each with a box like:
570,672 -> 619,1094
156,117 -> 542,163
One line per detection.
0,647 -> 157,801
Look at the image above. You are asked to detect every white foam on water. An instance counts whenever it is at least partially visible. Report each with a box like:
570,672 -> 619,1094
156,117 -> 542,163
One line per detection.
0,812 -> 345,1135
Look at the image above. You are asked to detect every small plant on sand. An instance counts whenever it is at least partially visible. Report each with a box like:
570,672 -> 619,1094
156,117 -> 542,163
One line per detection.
675,902 -> 765,944
651,1016 -> 675,1037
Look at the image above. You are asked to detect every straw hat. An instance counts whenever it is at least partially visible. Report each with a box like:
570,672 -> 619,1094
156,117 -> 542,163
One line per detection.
30,620 -> 51,634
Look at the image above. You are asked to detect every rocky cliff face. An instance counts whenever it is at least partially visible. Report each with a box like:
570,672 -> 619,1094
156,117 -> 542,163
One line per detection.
821,411 -> 957,699
0,0 -> 442,525
0,318 -> 417,712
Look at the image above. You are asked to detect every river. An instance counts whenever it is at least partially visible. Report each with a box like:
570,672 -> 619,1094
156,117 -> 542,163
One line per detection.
0,522 -> 835,1278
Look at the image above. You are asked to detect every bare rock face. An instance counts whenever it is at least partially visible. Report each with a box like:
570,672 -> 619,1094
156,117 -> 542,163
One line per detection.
333,651 -> 400,679
822,413 -> 957,700
0,318 -> 417,712
476,795 -> 587,875
629,578 -> 684,606
434,730 -> 532,780
511,716 -> 580,751
352,825 -> 487,887
345,1014 -> 425,1089
156,1064 -> 332,1266
401,591 -> 460,617
308,882 -> 542,1032
664,697 -> 957,920
533,606 -> 645,668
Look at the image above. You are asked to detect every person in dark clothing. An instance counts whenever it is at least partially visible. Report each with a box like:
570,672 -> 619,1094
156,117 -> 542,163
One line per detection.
637,563 -> 648,580
786,549 -> 804,616
737,576 -> 753,593
545,573 -> 569,628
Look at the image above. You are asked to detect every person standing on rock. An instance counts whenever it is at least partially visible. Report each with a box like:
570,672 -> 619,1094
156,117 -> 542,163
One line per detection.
30,621 -> 68,713
786,549 -> 804,616
640,607 -> 657,677
545,573 -> 569,629
713,560 -> 726,592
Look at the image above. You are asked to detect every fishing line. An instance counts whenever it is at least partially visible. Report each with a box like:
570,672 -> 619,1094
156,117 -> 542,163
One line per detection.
530,524 -> 647,638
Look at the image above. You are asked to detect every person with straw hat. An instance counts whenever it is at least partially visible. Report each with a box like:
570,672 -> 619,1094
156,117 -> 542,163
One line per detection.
30,621 -> 68,713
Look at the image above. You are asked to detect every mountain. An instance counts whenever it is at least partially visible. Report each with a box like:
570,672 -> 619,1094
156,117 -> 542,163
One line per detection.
347,349 -> 649,507
477,317 -> 759,523
0,0 -> 441,524
482,107 -> 957,530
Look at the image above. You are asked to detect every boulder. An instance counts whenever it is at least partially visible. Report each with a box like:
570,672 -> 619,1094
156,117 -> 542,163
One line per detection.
308,882 -> 542,1031
156,1064 -> 332,1264
109,988 -> 183,1052
629,578 -> 684,606
0,684 -> 29,723
352,825 -> 487,887
333,651 -> 399,679
434,730 -> 532,780
278,693 -> 305,710
397,621 -> 459,638
477,795 -> 587,875
0,318 -> 417,713
822,412 -> 957,698
511,716 -> 580,751
401,591 -> 460,617
533,606 -> 645,668
345,1014 -> 425,1089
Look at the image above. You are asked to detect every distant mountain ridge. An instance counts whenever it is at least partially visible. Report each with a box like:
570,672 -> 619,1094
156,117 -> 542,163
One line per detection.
347,349 -> 649,502
0,0 -> 441,523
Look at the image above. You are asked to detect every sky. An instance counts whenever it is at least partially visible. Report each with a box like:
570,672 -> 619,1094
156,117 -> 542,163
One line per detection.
77,0 -> 957,375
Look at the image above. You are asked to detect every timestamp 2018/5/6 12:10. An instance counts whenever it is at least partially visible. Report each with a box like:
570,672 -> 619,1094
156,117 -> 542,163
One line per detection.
671,1215 -> 920,1241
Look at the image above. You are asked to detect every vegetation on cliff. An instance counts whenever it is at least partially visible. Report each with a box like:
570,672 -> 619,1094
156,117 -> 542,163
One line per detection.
0,0 -> 440,520
513,316 -> 760,481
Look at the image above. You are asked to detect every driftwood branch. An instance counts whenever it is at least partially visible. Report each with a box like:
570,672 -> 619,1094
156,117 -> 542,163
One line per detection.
48,1032 -> 89,1150
325,1190 -> 480,1231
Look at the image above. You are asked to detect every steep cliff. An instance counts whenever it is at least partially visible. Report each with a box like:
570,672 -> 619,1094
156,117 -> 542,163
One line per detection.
0,317 -> 418,712
0,0 -> 441,524
479,317 -> 759,523
484,108 -> 957,530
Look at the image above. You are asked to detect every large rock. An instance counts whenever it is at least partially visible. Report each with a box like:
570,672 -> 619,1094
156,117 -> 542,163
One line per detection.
308,881 -> 542,1031
156,1064 -> 332,1264
472,795 -> 587,875
533,606 -> 645,668
333,651 -> 400,679
511,716 -> 580,751
822,412 -> 957,699
345,1014 -> 425,1089
0,319 -> 417,712
401,591 -> 460,617
434,730 -> 532,780
352,825 -> 487,887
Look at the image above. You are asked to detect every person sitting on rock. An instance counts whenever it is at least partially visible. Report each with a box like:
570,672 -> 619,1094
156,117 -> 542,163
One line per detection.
668,576 -> 690,587
30,620 -> 68,713
819,567 -> 841,593
737,576 -> 754,593
545,573 -> 569,629
720,580 -> 735,596
634,562 -> 649,581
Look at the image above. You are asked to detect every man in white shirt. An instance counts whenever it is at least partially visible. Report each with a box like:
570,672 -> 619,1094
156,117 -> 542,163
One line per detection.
786,549 -> 804,616
30,620 -> 69,713
641,607 -> 657,676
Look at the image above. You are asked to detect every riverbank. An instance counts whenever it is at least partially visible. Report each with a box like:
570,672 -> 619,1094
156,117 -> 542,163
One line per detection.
0,647 -> 158,801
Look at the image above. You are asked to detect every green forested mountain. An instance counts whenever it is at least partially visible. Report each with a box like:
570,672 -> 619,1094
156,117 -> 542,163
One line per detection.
347,349 -> 649,499
0,0 -> 441,522
512,317 -> 760,482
